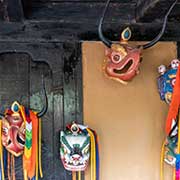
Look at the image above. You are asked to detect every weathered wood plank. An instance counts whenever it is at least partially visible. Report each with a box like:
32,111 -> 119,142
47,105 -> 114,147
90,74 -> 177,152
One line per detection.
50,45 -> 66,179
0,21 -> 180,42
0,0 -> 24,21
0,53 -> 29,109
7,0 -> 24,21
0,1 -> 9,21
32,0 -> 136,3
63,42 -> 77,180
63,42 -> 84,180
136,0 -> 180,22
22,0 -> 32,18
0,53 -> 30,179
75,43 -> 83,122
30,2 -> 135,21
30,61 -> 54,179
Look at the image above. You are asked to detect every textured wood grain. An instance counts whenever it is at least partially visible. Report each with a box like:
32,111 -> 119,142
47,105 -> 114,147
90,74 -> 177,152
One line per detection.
136,0 -> 180,22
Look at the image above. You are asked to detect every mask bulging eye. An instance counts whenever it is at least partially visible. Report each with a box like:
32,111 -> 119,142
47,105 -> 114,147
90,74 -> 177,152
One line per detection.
14,116 -> 20,121
112,53 -> 122,64
2,127 -> 8,135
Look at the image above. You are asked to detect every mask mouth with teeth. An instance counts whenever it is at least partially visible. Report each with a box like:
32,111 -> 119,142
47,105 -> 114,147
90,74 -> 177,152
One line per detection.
98,0 -> 177,84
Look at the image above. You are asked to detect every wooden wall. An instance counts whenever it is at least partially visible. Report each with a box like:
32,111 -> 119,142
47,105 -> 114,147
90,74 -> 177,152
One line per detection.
0,42 -> 83,179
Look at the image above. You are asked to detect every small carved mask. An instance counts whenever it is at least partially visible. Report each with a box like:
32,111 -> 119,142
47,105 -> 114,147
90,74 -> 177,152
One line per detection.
60,123 -> 90,171
157,59 -> 179,104
2,101 -> 25,157
0,78 -> 48,157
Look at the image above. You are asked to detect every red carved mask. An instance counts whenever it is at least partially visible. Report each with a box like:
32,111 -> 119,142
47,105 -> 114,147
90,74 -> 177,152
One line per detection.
99,0 -> 177,84
104,41 -> 142,84
0,78 -> 48,158
2,102 -> 25,157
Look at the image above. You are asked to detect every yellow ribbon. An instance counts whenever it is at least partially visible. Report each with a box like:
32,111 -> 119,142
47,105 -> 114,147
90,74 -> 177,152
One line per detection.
178,111 -> 180,153
39,118 -> 43,178
87,129 -> 96,180
176,111 -> 180,180
0,120 -> 4,180
36,137 -> 38,180
23,169 -> 28,180
160,140 -> 165,180
78,171 -> 81,180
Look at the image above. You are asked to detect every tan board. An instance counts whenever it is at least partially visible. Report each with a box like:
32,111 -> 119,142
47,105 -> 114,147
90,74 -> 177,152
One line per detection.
82,42 -> 177,180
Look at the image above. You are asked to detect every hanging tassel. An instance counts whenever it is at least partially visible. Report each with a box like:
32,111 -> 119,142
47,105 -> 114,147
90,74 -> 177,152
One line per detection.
174,168 -> 176,180
176,154 -> 180,179
78,171 -> 81,180
160,141 -> 165,180
87,129 -> 96,180
72,171 -> 76,180
23,169 -> 28,180
11,155 -> 15,180
38,118 -> 43,178
7,152 -> 11,180
93,130 -> 100,180
36,126 -> 39,180
175,111 -> 180,180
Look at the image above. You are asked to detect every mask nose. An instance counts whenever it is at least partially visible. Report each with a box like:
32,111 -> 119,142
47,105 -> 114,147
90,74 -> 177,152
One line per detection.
72,154 -> 81,161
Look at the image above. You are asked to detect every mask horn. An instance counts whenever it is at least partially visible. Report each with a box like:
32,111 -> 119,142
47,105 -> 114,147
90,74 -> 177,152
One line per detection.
37,75 -> 48,118
98,0 -> 112,48
142,0 -> 177,49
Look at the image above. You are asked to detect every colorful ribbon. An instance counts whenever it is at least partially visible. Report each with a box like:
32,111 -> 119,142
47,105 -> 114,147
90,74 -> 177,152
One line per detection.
22,108 -> 43,180
86,128 -> 99,180
166,65 -> 180,135
161,65 -> 180,180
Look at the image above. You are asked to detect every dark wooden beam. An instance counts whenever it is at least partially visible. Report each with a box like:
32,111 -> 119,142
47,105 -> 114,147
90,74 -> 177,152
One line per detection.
0,21 -> 179,42
29,2 -> 135,22
0,0 -> 24,21
7,0 -> 24,21
21,0 -> 32,18
0,0 -> 10,21
32,0 -> 136,3
136,0 -> 179,22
